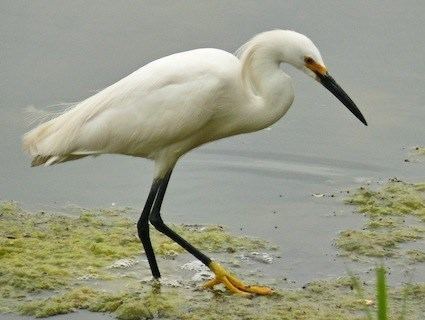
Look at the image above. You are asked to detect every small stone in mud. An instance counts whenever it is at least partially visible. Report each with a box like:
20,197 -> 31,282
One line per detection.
159,278 -> 184,288
226,247 -> 236,253
191,271 -> 213,282
107,258 -> 138,269
312,193 -> 324,198
77,274 -> 98,281
239,252 -> 274,264
180,260 -> 205,271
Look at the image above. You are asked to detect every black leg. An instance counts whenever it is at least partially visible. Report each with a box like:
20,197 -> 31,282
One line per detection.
137,179 -> 161,278
149,170 -> 212,267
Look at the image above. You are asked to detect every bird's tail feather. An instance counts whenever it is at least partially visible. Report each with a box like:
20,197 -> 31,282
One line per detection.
22,101 -> 96,166
30,154 -> 88,167
24,103 -> 78,127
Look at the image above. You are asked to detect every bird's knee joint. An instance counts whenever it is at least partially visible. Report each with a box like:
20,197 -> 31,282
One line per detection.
150,214 -> 165,230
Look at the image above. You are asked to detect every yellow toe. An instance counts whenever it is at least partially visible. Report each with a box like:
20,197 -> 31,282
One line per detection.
203,277 -> 220,288
203,261 -> 273,296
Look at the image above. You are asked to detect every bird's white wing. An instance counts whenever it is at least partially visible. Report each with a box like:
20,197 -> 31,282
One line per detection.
23,49 -> 239,166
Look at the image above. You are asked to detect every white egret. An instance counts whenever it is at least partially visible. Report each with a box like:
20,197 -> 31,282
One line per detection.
23,30 -> 367,296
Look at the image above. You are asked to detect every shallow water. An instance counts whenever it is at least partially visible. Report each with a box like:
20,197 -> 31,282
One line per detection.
1,1 -> 425,318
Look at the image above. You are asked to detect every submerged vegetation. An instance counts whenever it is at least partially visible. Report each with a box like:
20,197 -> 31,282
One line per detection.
15,275 -> 425,320
19,287 -> 181,319
337,180 -> 425,260
350,266 -> 424,320
405,146 -> 425,162
344,180 -> 425,220
0,202 -> 265,305
2,178 -> 425,319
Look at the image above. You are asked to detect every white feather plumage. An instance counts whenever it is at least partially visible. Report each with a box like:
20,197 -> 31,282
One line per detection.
23,30 -> 329,177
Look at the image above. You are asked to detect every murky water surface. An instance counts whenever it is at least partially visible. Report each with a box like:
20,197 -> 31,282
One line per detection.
1,1 -> 425,318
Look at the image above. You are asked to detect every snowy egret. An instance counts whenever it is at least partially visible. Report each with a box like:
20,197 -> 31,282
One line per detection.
23,30 -> 367,296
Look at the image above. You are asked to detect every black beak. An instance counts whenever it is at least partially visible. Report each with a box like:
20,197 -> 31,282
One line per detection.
317,72 -> 367,126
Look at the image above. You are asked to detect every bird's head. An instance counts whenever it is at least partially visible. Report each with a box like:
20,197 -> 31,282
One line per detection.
271,30 -> 368,126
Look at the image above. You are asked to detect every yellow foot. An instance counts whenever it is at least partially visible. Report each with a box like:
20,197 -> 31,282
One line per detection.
203,261 -> 273,296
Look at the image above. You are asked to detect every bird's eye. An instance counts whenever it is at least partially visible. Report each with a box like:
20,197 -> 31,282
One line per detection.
304,57 -> 314,64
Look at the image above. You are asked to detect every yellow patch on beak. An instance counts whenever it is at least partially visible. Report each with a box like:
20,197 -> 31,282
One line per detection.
305,60 -> 327,76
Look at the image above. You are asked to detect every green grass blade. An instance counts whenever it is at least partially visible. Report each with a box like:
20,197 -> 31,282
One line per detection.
376,266 -> 388,320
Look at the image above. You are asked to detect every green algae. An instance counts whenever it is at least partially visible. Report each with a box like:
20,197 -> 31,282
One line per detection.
344,181 -> 425,221
336,228 -> 423,258
2,199 -> 424,319
338,180 -> 425,260
406,249 -> 425,263
0,206 -> 139,298
16,278 -> 425,320
20,287 -> 101,317
391,284 -> 425,319
19,287 -> 180,319
19,280 -> 363,319
154,224 -> 266,256
0,202 -> 266,301
414,146 -> 425,156
0,201 -> 21,215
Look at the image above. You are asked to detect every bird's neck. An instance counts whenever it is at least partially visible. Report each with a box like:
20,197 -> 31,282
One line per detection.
239,43 -> 294,131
